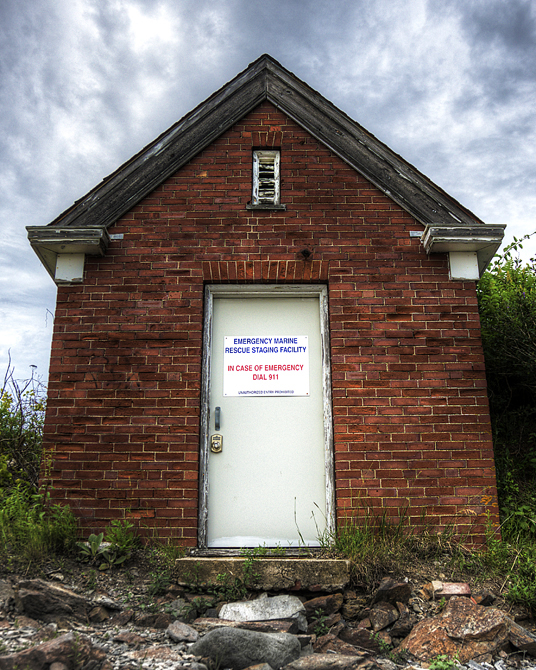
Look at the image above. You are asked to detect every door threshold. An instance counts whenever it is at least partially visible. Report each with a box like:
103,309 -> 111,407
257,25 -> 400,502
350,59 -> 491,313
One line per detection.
189,547 -> 324,558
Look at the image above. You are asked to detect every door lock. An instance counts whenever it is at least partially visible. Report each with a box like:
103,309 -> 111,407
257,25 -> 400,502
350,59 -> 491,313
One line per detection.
211,434 -> 223,453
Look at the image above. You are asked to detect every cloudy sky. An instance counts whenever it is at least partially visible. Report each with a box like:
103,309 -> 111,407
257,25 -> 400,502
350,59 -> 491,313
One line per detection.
2,0 -> 536,382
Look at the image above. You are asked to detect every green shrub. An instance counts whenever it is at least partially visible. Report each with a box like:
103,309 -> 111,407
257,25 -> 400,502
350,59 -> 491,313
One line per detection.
477,234 -> 536,542
0,363 -> 46,492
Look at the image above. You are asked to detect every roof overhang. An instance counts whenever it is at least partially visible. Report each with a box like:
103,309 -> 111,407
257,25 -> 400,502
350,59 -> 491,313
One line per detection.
421,223 -> 506,276
27,227 -> 110,282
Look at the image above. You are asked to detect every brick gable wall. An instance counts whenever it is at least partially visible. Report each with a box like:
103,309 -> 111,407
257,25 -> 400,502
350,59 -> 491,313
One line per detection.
43,102 -> 499,544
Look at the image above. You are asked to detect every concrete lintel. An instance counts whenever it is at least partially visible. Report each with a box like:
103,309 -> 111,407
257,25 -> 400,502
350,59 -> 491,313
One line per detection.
175,557 -> 350,592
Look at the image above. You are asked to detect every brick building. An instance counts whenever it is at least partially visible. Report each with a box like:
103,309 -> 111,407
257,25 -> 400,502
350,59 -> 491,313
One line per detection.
28,55 -> 505,549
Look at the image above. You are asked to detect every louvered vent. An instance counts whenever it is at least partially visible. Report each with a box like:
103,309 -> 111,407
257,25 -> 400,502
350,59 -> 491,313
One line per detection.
252,150 -> 280,205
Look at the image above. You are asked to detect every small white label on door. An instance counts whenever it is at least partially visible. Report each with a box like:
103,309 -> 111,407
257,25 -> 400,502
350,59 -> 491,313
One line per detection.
223,336 -> 309,396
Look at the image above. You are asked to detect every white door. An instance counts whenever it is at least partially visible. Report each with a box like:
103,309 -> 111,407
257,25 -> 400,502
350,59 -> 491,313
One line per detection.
201,286 -> 333,549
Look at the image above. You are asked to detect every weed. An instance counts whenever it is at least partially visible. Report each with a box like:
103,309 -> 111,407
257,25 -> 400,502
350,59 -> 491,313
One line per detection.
0,486 -> 77,567
429,654 -> 459,670
105,519 -> 139,555
312,608 -> 330,636
371,633 -> 407,664
77,533 -> 105,563
148,569 -> 171,596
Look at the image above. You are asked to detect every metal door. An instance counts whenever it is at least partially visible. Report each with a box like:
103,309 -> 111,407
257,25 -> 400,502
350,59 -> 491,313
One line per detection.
200,286 -> 333,549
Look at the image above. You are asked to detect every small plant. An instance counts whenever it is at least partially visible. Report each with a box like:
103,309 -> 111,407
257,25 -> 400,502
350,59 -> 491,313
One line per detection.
312,608 -> 330,636
148,569 -> 171,596
105,519 -> 139,556
77,533 -> 105,563
429,654 -> 459,670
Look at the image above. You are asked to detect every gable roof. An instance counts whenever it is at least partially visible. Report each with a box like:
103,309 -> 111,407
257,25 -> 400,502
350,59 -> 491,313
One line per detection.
27,54 -> 505,281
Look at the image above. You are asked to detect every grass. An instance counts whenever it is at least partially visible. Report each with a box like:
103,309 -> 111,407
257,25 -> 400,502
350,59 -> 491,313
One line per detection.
319,505 -> 463,586
320,503 -> 536,614
0,486 -> 78,568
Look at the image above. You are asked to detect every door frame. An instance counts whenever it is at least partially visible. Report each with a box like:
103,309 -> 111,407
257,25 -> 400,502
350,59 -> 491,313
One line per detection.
198,284 -> 335,551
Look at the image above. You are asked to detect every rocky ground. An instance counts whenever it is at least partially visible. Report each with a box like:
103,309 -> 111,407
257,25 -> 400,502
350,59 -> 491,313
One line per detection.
0,553 -> 536,670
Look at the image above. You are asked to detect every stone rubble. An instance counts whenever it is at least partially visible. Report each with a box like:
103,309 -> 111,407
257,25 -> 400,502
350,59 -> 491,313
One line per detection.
0,575 -> 535,670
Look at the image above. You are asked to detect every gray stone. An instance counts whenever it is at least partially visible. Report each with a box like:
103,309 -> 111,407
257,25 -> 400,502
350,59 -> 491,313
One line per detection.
190,627 -> 301,670
166,620 -> 199,643
220,595 -> 307,632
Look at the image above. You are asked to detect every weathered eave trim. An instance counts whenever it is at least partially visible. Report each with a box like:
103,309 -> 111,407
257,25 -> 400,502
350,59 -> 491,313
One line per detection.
26,227 -> 110,284
421,223 -> 506,276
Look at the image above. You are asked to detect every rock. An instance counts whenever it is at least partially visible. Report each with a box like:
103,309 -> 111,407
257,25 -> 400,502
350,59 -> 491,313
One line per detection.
421,580 -> 444,600
133,612 -> 173,628
421,580 -> 471,600
307,612 -> 342,635
437,582 -> 472,599
473,589 -> 496,606
194,617 -> 298,634
220,595 -> 307,632
112,632 -> 146,646
130,645 -> 187,661
220,594 -> 305,621
92,595 -> 121,610
369,602 -> 399,632
388,603 -> 415,637
401,597 -> 509,663
14,580 -> 89,623
444,597 -> 506,641
0,580 -> 15,609
506,618 -> 536,655
245,665 -> 273,670
0,632 -> 106,670
88,605 -> 109,623
339,626 -> 383,653
166,619 -> 199,642
371,578 -> 412,606
284,654 -> 380,670
303,594 -> 344,617
312,632 -> 362,655
190,627 -> 301,670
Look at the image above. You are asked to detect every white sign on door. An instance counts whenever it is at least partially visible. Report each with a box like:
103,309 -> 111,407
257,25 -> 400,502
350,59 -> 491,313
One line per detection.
223,336 -> 309,396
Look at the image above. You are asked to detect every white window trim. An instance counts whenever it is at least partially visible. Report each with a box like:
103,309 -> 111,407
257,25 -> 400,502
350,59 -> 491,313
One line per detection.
247,150 -> 286,210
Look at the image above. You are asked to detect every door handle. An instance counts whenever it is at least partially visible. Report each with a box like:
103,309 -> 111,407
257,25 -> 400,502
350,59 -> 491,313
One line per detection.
215,406 -> 221,431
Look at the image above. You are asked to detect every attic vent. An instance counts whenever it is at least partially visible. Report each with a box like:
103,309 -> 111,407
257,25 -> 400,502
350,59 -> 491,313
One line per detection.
252,150 -> 280,205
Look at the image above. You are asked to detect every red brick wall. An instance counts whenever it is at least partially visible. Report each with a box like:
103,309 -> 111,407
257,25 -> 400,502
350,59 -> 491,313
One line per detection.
43,102 -> 499,544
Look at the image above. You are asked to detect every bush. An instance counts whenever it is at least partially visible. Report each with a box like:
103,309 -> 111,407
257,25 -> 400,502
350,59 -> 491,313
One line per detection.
0,360 -> 46,492
477,233 -> 536,542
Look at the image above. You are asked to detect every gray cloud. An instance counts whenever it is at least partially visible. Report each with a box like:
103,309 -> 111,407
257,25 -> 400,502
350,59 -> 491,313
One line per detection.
2,0 -> 536,380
